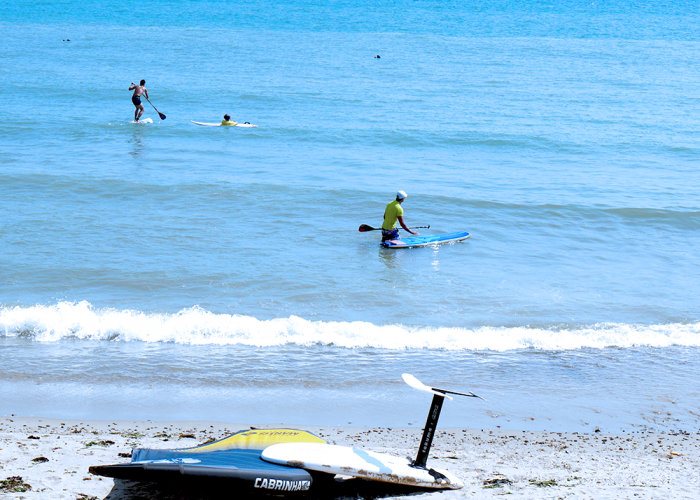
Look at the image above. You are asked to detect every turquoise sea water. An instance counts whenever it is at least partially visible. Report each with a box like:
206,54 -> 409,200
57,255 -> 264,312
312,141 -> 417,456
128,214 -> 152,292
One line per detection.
1,0 -> 699,432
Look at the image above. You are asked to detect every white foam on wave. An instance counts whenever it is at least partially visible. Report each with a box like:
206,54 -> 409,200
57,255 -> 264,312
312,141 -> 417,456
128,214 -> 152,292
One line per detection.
1,301 -> 699,351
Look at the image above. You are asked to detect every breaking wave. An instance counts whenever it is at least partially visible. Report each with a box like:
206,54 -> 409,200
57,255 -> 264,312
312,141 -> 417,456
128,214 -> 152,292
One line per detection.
1,301 -> 699,351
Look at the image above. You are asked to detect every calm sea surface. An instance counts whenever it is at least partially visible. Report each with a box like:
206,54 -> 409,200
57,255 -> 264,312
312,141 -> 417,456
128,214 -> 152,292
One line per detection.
1,0 -> 699,432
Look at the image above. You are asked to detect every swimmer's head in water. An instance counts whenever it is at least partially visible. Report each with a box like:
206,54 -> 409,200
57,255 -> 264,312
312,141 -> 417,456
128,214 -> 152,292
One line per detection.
140,79 -> 145,85
224,114 -> 231,121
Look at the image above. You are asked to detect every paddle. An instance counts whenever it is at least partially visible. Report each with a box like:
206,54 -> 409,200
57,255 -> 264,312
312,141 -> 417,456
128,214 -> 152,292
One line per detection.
358,224 -> 429,232
145,97 -> 166,120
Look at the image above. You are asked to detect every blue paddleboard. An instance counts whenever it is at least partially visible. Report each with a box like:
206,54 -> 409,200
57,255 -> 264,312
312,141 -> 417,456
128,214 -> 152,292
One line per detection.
382,231 -> 470,249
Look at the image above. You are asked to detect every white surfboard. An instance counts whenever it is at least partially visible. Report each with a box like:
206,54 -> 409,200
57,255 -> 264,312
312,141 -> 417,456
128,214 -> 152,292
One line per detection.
130,118 -> 154,124
191,121 -> 258,128
261,443 -> 463,489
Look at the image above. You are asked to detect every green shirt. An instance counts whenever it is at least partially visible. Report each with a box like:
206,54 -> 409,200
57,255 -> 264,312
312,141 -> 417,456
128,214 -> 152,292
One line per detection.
221,120 -> 238,126
382,200 -> 404,230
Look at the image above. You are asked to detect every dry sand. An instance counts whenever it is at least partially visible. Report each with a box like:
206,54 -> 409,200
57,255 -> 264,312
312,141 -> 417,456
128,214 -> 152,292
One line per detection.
0,416 -> 698,499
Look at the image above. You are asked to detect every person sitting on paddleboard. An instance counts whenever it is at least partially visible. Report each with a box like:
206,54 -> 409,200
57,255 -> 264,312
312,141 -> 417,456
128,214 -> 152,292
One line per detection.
221,114 -> 237,126
381,191 -> 419,241
129,80 -> 148,122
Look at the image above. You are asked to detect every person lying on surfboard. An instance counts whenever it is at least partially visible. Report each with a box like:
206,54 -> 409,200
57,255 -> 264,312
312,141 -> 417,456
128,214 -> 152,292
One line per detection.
221,114 -> 238,126
382,191 -> 419,241
129,80 -> 148,122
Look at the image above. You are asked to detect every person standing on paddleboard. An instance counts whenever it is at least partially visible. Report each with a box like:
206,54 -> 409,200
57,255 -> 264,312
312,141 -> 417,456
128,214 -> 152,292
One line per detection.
129,80 -> 148,122
381,191 -> 419,241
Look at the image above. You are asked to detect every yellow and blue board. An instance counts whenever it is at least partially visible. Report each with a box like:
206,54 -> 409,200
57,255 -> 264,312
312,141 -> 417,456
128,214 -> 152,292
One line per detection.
89,429 -> 326,495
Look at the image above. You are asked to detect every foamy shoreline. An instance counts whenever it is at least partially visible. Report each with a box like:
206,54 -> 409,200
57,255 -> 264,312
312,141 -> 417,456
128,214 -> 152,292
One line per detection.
4,302 -> 700,350
0,416 -> 697,499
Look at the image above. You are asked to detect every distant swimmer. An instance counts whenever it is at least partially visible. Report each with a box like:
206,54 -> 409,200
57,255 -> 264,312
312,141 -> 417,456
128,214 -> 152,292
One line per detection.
381,191 -> 419,241
374,55 -> 380,58
221,114 -> 238,126
129,80 -> 148,122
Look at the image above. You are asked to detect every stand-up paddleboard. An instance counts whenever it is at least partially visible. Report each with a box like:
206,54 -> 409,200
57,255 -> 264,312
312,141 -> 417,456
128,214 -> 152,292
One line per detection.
130,118 -> 154,124
382,231 -> 470,249
261,374 -> 485,490
90,429 -> 326,495
191,120 -> 258,128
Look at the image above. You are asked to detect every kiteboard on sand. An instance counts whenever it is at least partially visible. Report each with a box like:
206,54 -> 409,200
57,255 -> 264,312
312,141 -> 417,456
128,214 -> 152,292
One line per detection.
89,429 -> 327,495
382,231 -> 470,249
262,374 -> 485,490
130,118 -> 154,124
191,120 -> 258,128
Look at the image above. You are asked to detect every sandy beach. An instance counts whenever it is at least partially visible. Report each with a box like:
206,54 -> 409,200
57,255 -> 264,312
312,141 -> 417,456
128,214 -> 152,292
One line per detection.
0,416 -> 697,499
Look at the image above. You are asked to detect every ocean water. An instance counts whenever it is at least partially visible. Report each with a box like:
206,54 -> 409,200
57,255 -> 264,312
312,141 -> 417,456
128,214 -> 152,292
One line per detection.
1,0 -> 699,433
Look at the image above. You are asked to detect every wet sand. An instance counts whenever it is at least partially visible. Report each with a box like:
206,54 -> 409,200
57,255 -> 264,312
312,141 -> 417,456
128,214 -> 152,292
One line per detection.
0,416 -> 697,499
